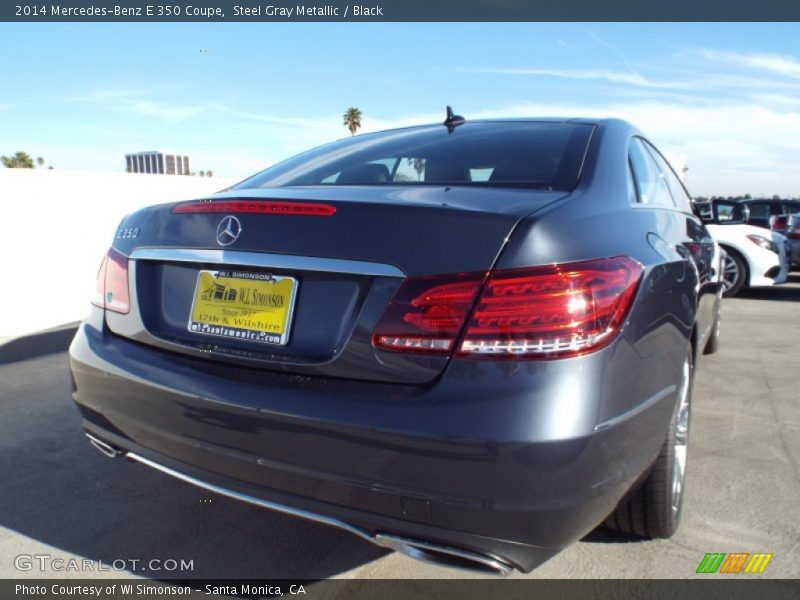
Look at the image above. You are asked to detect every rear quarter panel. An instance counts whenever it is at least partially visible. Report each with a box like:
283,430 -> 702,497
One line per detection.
493,120 -> 705,433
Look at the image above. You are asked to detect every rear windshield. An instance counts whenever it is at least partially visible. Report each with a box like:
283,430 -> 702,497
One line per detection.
233,122 -> 594,192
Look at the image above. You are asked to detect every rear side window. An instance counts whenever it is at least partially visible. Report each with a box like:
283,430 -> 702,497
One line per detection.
628,138 -> 675,208
233,122 -> 594,192
642,141 -> 693,214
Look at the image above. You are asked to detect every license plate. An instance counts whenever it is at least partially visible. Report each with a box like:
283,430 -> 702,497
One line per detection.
188,270 -> 298,346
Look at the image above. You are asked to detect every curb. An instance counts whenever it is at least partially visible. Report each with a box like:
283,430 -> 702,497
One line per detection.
0,322 -> 80,365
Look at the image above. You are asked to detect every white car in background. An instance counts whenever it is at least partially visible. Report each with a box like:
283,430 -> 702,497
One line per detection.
697,200 -> 789,297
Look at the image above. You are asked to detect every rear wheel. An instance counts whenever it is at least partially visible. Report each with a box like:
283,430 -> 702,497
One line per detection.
721,249 -> 747,298
604,347 -> 693,538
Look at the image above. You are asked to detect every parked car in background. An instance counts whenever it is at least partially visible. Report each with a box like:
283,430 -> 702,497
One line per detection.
770,214 -> 791,236
739,198 -> 800,230
70,117 -> 722,575
697,200 -> 789,296
781,213 -> 800,269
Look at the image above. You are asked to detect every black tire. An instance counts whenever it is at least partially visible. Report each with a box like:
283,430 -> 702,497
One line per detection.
703,297 -> 721,355
604,346 -> 693,539
721,248 -> 747,298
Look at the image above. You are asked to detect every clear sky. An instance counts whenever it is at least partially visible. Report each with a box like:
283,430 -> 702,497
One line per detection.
1,22 -> 799,196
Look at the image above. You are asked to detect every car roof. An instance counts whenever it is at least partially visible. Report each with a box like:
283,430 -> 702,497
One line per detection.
740,198 -> 800,203
343,117 -> 631,140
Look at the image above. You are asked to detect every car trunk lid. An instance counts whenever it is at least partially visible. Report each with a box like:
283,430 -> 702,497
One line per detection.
106,186 -> 566,384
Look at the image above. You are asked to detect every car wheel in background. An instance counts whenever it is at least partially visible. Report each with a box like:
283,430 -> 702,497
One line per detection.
721,248 -> 747,298
604,346 -> 693,538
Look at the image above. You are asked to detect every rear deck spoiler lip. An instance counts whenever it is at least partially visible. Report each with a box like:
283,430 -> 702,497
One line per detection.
128,247 -> 406,278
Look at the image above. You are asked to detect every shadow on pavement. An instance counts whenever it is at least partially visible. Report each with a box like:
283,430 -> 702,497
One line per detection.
0,352 -> 387,579
0,322 -> 79,365
580,528 -> 646,544
736,272 -> 800,302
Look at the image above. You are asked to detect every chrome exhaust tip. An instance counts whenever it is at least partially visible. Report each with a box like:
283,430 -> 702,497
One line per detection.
85,433 -> 123,458
374,533 -> 514,576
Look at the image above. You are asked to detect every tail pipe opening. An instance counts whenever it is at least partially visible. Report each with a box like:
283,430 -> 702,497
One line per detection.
374,534 -> 513,576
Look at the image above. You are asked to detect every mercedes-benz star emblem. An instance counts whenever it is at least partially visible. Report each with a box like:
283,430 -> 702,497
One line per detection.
216,215 -> 242,247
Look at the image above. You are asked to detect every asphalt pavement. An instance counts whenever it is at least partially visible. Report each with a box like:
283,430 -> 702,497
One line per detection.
1,275 -> 798,579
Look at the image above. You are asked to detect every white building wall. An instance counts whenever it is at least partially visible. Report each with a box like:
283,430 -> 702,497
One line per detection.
0,169 -> 236,337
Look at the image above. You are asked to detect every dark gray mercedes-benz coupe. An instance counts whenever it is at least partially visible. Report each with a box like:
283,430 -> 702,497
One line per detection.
69,116 -> 722,574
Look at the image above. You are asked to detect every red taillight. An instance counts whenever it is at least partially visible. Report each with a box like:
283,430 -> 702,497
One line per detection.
372,257 -> 643,360
172,199 -> 336,216
770,215 -> 788,231
458,257 -> 642,358
789,224 -> 800,240
90,248 -> 130,314
372,272 -> 485,354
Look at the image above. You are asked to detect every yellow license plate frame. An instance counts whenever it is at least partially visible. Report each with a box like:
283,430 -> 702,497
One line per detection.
188,270 -> 298,346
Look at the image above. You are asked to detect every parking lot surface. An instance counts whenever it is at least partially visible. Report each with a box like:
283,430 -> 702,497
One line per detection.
1,276 -> 798,579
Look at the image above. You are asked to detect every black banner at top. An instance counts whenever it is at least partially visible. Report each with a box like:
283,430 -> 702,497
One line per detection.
3,0 -> 800,22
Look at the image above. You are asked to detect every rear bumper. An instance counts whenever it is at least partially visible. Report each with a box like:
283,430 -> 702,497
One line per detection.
69,313 -> 680,573
84,431 -> 518,574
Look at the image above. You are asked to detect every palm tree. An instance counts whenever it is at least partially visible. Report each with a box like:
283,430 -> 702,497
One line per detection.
1,151 -> 35,168
36,156 -> 44,168
343,107 -> 363,136
206,170 -> 213,178
407,158 -> 425,181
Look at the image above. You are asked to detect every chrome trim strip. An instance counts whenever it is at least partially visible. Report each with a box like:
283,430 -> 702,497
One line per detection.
125,451 -> 515,575
126,451 -> 371,541
593,384 -> 677,432
129,248 -> 405,277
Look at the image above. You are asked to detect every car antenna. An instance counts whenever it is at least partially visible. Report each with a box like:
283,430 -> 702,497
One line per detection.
443,105 -> 465,133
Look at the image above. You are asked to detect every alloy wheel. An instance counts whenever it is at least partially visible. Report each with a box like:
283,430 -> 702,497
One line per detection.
721,253 -> 739,293
671,356 -> 691,515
